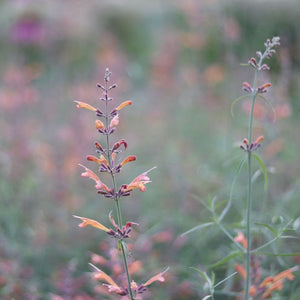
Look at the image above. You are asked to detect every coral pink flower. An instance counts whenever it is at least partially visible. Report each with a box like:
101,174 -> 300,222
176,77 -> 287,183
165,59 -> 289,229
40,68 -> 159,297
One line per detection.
109,115 -> 119,127
234,231 -> 248,249
124,167 -> 156,192
143,267 -> 169,286
79,164 -> 110,192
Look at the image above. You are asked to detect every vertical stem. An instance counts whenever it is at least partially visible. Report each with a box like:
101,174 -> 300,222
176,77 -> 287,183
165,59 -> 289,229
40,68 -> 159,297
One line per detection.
244,68 -> 258,300
104,81 -> 134,300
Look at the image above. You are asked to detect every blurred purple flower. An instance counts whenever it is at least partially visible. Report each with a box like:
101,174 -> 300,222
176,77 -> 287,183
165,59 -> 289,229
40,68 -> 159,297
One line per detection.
10,15 -> 48,46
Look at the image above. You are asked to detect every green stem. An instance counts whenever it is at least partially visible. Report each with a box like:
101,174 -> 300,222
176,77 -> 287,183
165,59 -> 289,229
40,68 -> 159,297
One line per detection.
244,66 -> 258,300
120,241 -> 135,300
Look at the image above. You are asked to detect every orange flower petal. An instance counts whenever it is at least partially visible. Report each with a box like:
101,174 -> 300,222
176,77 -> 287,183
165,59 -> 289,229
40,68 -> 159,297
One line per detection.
95,119 -> 105,130
273,267 -> 296,282
262,280 -> 283,299
255,136 -> 264,144
73,215 -> 109,232
115,100 -> 132,111
234,263 -> 246,279
74,101 -> 97,111
120,155 -> 136,167
93,268 -> 121,293
87,155 -> 102,164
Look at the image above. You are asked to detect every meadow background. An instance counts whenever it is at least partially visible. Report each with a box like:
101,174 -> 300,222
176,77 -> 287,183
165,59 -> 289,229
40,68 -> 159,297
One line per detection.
0,0 -> 299,299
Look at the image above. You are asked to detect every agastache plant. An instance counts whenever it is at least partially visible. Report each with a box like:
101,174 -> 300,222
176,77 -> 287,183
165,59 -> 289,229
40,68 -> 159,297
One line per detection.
74,68 -> 168,299
240,37 -> 280,300
187,37 -> 298,300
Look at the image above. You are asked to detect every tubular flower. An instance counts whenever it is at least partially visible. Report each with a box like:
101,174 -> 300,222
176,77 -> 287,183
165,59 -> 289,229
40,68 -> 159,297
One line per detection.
120,155 -> 137,167
95,119 -> 105,130
143,267 -> 169,287
235,263 -> 246,279
86,155 -> 109,167
73,215 -> 110,232
124,167 -> 156,193
86,155 -> 102,164
260,267 -> 298,299
75,101 -> 98,112
92,267 -> 125,295
114,100 -> 132,112
93,266 -> 169,296
79,164 -> 110,192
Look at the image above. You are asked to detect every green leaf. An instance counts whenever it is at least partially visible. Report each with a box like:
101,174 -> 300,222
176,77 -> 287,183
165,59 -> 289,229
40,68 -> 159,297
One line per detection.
231,94 -> 251,117
214,272 -> 237,288
257,252 -> 300,257
211,271 -> 216,286
257,94 -> 276,122
191,194 -> 212,212
190,268 -> 212,286
252,153 -> 268,191
202,296 -> 213,300
255,222 -> 277,236
118,240 -> 122,251
181,222 -> 214,236
230,156 -> 247,203
208,251 -> 242,269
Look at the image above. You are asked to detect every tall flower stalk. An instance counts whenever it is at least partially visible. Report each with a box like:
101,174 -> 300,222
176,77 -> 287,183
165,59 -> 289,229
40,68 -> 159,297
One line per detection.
74,68 -> 168,299
239,37 -> 280,299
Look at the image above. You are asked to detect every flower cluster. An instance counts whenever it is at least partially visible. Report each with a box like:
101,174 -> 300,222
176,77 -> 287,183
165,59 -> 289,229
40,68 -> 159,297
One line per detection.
90,264 -> 169,297
240,136 -> 264,152
234,232 -> 298,299
242,37 -> 280,97
73,68 -> 166,298
74,212 -> 137,240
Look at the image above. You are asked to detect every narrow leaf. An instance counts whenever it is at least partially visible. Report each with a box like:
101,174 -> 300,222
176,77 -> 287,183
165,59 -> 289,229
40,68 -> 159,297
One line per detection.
202,296 -> 213,300
253,153 -> 268,191
181,222 -> 214,236
191,194 -> 211,212
257,94 -> 276,122
255,222 -> 277,236
230,156 -> 246,202
190,268 -> 212,286
208,251 -> 242,269
257,252 -> 300,257
214,272 -> 237,288
231,94 -> 251,117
